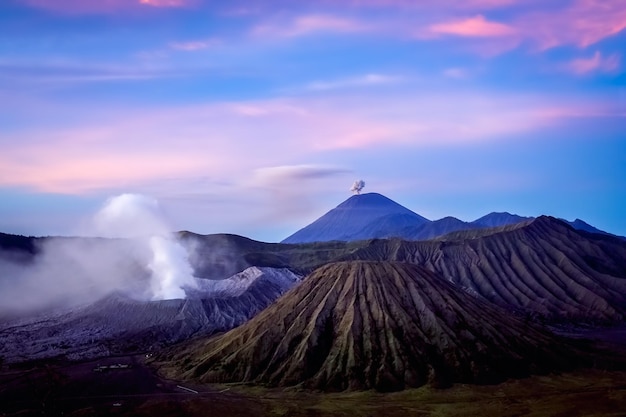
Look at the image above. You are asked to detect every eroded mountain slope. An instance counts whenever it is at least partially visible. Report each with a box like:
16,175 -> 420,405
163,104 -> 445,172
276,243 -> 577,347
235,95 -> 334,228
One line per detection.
165,261 -> 585,391
340,217 -> 626,322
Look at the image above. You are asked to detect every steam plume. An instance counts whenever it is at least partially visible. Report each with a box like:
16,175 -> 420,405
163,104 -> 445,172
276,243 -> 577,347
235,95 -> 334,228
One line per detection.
0,194 -> 198,315
350,180 -> 365,195
93,194 -> 197,300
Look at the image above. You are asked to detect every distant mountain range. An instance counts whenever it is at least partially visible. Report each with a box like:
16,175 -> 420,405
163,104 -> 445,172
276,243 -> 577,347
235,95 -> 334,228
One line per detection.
282,192 -> 620,243
339,216 -> 626,323
2,192 -> 626,387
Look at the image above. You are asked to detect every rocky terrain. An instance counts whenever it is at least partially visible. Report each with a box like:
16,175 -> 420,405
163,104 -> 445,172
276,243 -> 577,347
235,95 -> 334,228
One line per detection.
0,267 -> 301,363
163,261 -> 587,391
340,216 -> 626,323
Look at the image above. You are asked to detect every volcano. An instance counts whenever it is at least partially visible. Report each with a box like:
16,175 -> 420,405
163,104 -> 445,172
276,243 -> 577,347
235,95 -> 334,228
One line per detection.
281,193 -> 429,243
281,193 -> 535,244
168,261 -> 584,391
0,267 -> 302,363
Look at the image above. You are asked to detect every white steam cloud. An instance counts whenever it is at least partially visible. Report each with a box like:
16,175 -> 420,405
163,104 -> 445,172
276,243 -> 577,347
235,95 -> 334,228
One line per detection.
350,179 -> 365,194
91,194 -> 197,301
0,193 -> 197,315
93,194 -> 168,238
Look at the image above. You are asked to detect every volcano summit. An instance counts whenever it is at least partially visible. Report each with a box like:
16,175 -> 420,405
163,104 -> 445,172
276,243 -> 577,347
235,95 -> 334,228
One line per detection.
282,193 -> 429,243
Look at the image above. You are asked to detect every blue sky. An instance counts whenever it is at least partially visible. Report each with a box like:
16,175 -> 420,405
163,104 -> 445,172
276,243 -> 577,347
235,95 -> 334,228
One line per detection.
0,0 -> 625,241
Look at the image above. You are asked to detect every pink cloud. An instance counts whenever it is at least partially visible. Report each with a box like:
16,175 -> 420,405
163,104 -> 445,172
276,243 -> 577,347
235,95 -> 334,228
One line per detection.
320,0 -> 518,8
428,15 -> 517,37
19,0 -> 191,14
0,119 -> 222,194
443,68 -> 469,79
566,51 -> 621,75
169,38 -> 221,51
518,0 -> 626,50
306,73 -> 401,91
417,1 -> 626,54
252,14 -> 369,38
0,91 -> 618,195
139,0 -> 186,6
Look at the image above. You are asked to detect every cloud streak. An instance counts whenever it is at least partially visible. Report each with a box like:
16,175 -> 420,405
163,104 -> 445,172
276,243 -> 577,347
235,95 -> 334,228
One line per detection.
14,0 -> 626,54
306,73 -> 402,91
428,15 -> 516,38
566,51 -> 621,75
19,0 -> 193,14
252,14 -> 370,38
0,90 -> 617,195
253,165 -> 350,184
169,39 -> 221,51
518,0 -> 626,50
249,165 -> 352,223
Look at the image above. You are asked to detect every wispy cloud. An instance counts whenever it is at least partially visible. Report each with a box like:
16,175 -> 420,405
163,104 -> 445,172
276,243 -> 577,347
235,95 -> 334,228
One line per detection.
250,164 -> 352,222
516,0 -> 626,50
443,68 -> 469,79
566,51 -> 621,75
15,0 -> 626,54
253,165 -> 350,184
309,0 -> 519,9
0,59 -> 176,84
138,0 -> 187,7
0,90 -> 616,195
306,73 -> 402,91
19,0 -> 193,14
415,1 -> 626,54
428,15 -> 516,37
252,1 -> 626,55
252,14 -> 370,38
169,38 -> 221,51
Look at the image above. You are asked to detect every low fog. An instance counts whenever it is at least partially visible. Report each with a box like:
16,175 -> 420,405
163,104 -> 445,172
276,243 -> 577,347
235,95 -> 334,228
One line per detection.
0,194 -> 198,316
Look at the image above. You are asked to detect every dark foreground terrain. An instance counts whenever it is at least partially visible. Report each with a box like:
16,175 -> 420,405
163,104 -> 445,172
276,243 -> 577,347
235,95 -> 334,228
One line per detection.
0,354 -> 265,417
1,343 -> 626,417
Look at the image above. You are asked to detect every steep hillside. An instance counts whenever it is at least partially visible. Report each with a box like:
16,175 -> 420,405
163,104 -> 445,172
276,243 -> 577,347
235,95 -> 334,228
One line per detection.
341,217 -> 626,323
165,261 -> 585,391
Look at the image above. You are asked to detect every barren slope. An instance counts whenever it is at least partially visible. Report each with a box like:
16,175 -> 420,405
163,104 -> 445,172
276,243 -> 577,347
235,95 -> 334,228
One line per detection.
0,267 -> 301,363
167,261 -> 584,391
341,217 -> 626,322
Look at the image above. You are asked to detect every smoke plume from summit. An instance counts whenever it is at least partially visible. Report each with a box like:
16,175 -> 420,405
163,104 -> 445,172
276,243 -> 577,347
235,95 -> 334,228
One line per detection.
350,180 -> 365,194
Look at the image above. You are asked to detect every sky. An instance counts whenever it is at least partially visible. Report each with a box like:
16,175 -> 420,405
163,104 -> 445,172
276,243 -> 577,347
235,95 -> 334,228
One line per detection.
0,0 -> 625,242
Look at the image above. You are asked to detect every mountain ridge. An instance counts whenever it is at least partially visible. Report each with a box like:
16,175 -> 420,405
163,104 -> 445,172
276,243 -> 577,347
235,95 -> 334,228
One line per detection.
339,216 -> 626,323
281,192 -> 621,243
163,261 -> 587,391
